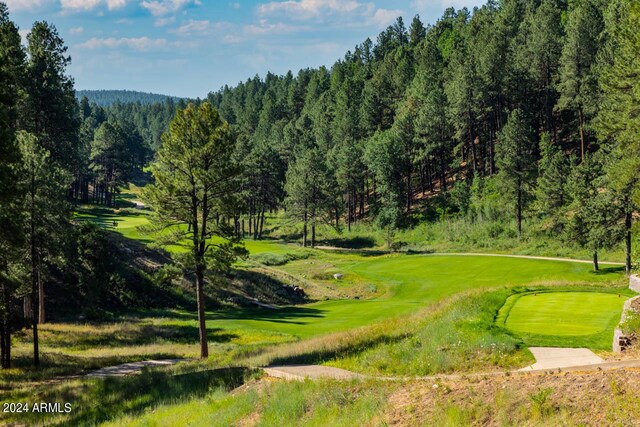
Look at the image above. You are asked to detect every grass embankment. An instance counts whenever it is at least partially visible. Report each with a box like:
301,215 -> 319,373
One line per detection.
496,290 -> 633,349
101,369 -> 640,426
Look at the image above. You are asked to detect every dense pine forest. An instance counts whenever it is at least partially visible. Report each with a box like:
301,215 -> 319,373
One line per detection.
77,89 -> 184,107
1,0 -> 640,370
202,0 -> 639,270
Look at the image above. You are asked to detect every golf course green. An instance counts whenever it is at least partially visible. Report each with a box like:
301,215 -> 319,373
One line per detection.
497,291 -> 630,349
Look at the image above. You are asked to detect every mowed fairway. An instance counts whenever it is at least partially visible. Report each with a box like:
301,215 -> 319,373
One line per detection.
498,291 -> 628,349
204,254 -> 624,339
75,206 -> 626,341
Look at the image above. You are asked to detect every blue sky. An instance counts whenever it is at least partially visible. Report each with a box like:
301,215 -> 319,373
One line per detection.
5,0 -> 484,98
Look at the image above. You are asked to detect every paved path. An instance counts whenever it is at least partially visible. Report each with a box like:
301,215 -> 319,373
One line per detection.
312,246 -> 624,265
428,253 -> 624,265
520,347 -> 604,371
86,359 -> 187,378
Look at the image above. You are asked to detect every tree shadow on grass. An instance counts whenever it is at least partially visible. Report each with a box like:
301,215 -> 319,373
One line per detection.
1,352 -> 188,387
15,367 -> 250,427
208,306 -> 326,325
266,333 -> 408,366
322,236 -> 376,249
37,325 -> 238,349
591,266 -> 626,275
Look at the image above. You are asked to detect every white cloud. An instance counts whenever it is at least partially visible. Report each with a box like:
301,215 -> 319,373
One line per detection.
60,0 -> 100,10
3,0 -> 52,12
60,0 -> 127,11
154,16 -> 175,27
229,2 -> 240,9
172,18 -> 209,34
70,26 -> 84,34
245,20 -> 307,35
256,0 -> 402,28
18,29 -> 29,44
258,0 -> 363,20
141,0 -> 200,17
369,8 -> 402,27
106,0 -> 127,9
77,36 -> 168,50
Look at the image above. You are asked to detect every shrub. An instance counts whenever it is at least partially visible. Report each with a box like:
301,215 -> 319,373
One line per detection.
252,251 -> 310,266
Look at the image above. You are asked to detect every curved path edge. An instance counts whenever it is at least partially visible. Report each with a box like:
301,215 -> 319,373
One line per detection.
312,245 -> 624,265
262,358 -> 640,382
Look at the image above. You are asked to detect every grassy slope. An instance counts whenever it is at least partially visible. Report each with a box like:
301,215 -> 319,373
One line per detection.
102,369 -> 640,427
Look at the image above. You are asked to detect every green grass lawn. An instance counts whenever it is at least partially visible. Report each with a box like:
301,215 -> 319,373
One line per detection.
71,203 -> 626,343
496,290 -> 632,349
201,255 -> 623,339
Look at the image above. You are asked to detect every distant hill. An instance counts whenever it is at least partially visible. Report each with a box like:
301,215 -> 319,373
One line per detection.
76,90 -> 184,106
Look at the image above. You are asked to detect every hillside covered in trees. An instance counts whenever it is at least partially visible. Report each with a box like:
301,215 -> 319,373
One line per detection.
199,0 -> 639,272
76,89 -> 183,106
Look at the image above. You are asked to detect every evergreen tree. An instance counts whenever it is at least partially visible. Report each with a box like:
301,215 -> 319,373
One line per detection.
0,2 -> 25,369
144,103 -> 243,358
534,132 -> 570,228
496,109 -> 537,237
409,15 -> 427,47
557,0 -> 606,160
17,131 -> 72,366
23,21 -> 79,172
595,0 -> 640,273
284,148 -> 332,247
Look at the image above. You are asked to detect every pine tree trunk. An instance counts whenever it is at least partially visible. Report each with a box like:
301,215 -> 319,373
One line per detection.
406,165 -> 412,212
303,200 -> 308,247
195,263 -> 208,359
516,181 -> 523,239
625,208 -> 632,275
579,108 -> 586,162
302,222 -> 307,248
1,284 -> 11,369
440,151 -> 447,191
31,264 -> 39,367
23,295 -> 32,321
259,204 -> 266,239
592,251 -> 599,272
38,273 -> 45,324
311,224 -> 316,248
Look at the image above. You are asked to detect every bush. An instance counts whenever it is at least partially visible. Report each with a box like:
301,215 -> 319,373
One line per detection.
252,251 -> 310,266
621,310 -> 640,335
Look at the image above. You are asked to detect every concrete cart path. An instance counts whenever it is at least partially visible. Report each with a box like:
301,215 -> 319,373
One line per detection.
86,359 -> 187,378
520,347 -> 604,371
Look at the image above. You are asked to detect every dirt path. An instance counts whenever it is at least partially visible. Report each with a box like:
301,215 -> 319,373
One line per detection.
313,246 -> 624,265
